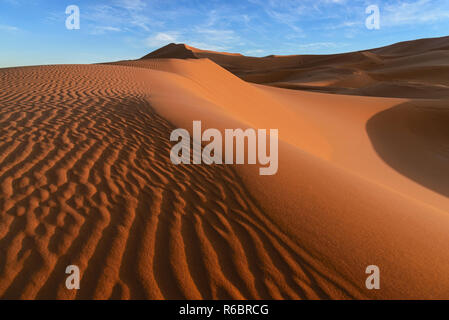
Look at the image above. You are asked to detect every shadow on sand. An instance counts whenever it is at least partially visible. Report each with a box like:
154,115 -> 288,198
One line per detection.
366,99 -> 449,198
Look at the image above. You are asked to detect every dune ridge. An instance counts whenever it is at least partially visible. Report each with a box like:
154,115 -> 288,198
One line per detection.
140,36 -> 449,99
0,35 -> 448,300
111,53 -> 449,299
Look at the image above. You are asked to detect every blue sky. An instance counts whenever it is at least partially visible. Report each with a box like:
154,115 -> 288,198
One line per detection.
1,0 -> 449,67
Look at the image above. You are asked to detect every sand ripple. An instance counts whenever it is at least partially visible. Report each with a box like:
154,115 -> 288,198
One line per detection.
0,65 -> 356,299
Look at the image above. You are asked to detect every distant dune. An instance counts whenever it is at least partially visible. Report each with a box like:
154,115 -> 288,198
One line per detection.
141,36 -> 449,99
0,36 -> 449,299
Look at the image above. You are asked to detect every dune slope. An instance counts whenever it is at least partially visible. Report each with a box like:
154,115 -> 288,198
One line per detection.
140,36 -> 449,99
0,64 -> 362,299
1,35 -> 448,300
112,57 -> 449,299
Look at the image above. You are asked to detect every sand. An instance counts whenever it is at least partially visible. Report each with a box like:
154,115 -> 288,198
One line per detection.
0,36 -> 448,299
141,37 -> 449,99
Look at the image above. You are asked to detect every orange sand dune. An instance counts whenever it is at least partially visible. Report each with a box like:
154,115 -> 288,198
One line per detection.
111,57 -> 449,299
0,64 -> 364,299
140,36 -> 449,99
1,36 -> 449,300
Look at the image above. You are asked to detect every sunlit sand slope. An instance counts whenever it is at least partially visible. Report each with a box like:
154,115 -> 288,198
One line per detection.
113,57 -> 449,299
0,65 -> 361,299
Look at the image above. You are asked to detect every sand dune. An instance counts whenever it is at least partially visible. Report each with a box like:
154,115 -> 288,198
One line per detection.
140,36 -> 449,99
0,64 -> 363,299
111,56 -> 449,299
1,36 -> 449,299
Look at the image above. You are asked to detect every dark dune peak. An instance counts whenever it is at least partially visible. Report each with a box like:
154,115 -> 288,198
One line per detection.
142,43 -> 198,59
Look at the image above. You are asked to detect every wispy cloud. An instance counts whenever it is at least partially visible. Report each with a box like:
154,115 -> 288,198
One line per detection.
242,48 -> 268,56
145,31 -> 179,47
195,28 -> 239,43
8,0 -> 448,66
382,0 -> 449,27
297,42 -> 340,49
113,0 -> 147,11
0,24 -> 19,32
144,29 -> 234,52
79,2 -> 161,34
90,26 -> 122,35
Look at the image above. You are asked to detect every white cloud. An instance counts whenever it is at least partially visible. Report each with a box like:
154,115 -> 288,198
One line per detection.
143,30 -> 233,52
113,0 -> 146,11
242,48 -> 268,56
382,0 -> 449,27
297,42 -> 341,50
0,24 -> 19,32
145,32 -> 180,47
195,28 -> 238,42
90,26 -> 122,35
82,2 -> 160,33
188,42 -> 228,51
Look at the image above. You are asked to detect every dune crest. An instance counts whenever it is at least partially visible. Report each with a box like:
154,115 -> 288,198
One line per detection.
141,43 -> 243,60
112,52 -> 449,299
140,36 -> 449,99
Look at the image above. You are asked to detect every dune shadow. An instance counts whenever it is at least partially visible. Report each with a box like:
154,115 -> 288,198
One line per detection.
366,100 -> 449,198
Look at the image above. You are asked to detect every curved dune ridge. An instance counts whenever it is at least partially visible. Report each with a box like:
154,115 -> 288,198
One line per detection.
140,36 -> 449,99
110,54 -> 449,299
0,65 -> 362,299
1,36 -> 449,300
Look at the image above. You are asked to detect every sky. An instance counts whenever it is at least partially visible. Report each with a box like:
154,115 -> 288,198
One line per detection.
1,0 -> 449,67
